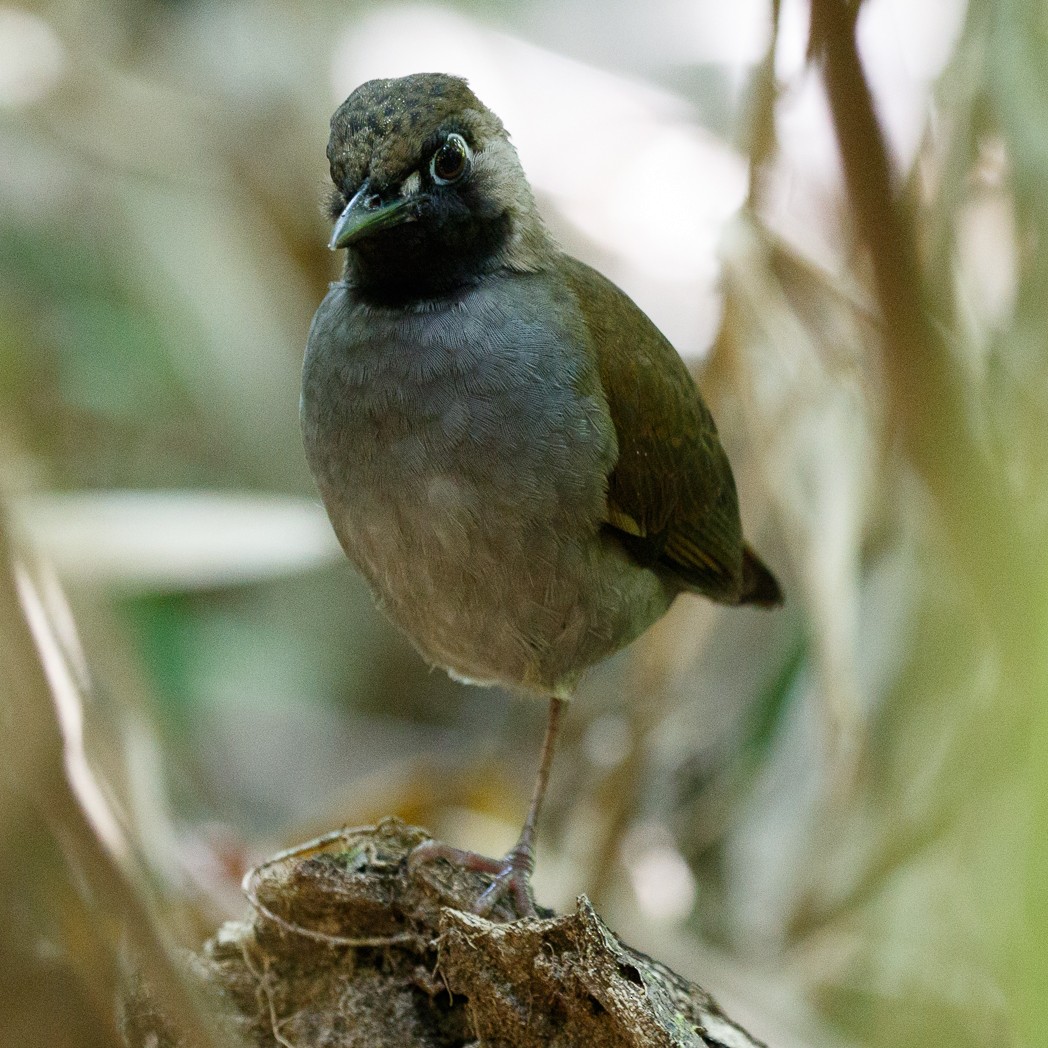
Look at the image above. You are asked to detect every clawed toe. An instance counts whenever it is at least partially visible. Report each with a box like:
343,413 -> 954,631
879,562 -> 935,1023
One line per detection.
408,839 -> 536,918
472,849 -> 535,917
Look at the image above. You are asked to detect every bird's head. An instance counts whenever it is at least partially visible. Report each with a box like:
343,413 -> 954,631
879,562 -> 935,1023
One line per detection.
325,73 -> 550,305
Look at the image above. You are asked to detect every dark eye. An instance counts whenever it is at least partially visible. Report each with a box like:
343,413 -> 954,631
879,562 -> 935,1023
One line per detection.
430,133 -> 471,184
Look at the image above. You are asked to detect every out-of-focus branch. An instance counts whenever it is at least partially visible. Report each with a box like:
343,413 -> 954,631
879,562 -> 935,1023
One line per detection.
808,0 -> 948,438
0,516 -> 225,1048
808,0 -> 1026,601
805,13 -> 1045,1034
745,0 -> 782,207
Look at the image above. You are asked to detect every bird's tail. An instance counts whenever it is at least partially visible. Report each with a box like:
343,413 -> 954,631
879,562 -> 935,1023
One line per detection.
738,545 -> 783,607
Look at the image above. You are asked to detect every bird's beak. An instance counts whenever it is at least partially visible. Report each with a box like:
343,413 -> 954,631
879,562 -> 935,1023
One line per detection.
329,183 -> 417,250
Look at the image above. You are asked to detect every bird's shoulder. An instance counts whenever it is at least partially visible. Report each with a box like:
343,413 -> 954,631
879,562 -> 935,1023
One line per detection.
556,253 -> 745,600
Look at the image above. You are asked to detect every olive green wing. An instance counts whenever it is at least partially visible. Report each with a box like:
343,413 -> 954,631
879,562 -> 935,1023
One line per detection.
559,255 -> 748,603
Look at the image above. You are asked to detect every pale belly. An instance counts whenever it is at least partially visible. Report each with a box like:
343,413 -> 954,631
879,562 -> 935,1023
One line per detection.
331,470 -> 670,695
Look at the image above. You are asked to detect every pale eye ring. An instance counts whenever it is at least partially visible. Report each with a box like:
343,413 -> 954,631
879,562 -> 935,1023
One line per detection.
430,133 -> 472,185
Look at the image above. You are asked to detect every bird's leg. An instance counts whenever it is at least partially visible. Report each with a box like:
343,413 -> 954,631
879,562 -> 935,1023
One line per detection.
473,694 -> 565,916
408,696 -> 566,919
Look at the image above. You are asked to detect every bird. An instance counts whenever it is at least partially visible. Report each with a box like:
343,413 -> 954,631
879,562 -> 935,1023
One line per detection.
301,73 -> 781,918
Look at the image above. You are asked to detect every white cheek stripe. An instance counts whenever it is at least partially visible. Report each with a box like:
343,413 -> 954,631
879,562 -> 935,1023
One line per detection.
399,171 -> 421,198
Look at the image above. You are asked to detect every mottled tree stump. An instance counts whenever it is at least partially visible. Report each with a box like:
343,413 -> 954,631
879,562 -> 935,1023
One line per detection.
123,819 -> 767,1048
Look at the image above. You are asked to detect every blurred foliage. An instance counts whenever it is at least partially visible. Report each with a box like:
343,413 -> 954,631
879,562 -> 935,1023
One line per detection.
1,0 -> 1045,1046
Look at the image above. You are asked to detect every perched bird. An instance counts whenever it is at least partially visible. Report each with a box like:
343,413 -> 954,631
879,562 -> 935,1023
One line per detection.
302,73 -> 781,916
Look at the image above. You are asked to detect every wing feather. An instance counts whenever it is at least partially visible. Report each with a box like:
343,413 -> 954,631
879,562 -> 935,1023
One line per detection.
559,255 -> 747,603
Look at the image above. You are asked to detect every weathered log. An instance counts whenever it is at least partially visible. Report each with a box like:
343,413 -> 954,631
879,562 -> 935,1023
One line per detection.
124,819 -> 767,1048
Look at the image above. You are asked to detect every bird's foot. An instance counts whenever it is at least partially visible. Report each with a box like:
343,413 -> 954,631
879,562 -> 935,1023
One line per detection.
408,838 -> 537,919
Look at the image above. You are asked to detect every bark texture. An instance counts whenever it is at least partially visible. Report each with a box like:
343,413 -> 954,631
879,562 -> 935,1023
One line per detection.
124,819 -> 768,1048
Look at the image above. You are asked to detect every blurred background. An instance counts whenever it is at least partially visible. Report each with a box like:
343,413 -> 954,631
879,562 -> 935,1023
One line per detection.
1,0 -> 1044,1045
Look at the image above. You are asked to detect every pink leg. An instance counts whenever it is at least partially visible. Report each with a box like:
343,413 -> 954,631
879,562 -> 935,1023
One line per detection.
409,696 -> 566,918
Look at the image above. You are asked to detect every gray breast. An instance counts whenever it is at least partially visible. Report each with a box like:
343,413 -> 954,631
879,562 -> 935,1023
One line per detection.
301,273 -> 671,694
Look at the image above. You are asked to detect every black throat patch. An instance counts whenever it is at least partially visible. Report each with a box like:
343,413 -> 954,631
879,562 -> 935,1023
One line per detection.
346,206 -> 513,307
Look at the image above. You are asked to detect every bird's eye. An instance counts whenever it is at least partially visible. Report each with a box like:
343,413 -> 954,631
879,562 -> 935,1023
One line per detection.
430,133 -> 471,184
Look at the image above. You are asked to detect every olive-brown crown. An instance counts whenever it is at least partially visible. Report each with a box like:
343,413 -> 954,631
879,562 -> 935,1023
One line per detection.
327,73 -> 506,195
